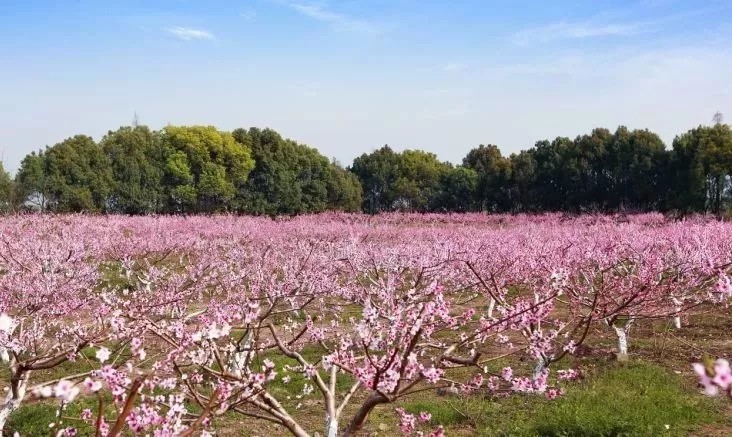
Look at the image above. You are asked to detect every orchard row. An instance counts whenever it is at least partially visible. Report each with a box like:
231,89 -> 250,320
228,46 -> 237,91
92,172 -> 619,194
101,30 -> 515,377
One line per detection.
1,213 -> 731,436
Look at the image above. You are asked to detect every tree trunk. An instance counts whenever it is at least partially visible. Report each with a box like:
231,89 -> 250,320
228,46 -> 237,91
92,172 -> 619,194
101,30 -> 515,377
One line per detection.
613,325 -> 629,360
326,416 -> 339,437
673,314 -> 682,330
487,297 -> 496,319
671,298 -> 682,329
0,372 -> 28,431
533,359 -> 547,379
227,332 -> 252,377
342,394 -> 388,436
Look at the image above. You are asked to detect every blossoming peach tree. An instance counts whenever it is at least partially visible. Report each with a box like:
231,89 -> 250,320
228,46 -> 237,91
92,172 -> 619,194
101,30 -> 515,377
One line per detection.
1,213 -> 731,435
692,271 -> 732,400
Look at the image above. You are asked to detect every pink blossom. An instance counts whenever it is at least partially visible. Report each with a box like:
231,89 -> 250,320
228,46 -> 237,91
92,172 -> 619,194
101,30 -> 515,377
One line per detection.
0,313 -> 15,334
96,347 -> 111,363
501,367 -> 513,381
422,366 -> 444,384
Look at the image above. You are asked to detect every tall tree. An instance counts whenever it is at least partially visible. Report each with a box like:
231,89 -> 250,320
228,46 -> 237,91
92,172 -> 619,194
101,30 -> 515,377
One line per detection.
570,128 -> 612,210
0,162 -> 14,213
436,166 -> 478,212
15,152 -> 50,211
394,150 -> 451,211
530,137 -> 581,211
234,128 -> 303,215
463,144 -> 512,211
506,151 -> 537,212
29,136 -> 114,212
605,127 -> 667,210
326,163 -> 363,212
161,126 -> 255,213
350,147 -> 449,212
672,124 -> 732,214
233,128 -> 362,215
349,146 -> 402,213
101,126 -> 164,214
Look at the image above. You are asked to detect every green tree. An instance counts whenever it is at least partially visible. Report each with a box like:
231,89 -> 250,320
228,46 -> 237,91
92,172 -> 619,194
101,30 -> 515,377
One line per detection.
101,126 -> 164,214
605,127 -> 667,210
570,128 -> 613,210
233,128 -> 359,215
350,147 -> 449,212
326,163 -> 363,212
233,128 -> 305,215
161,126 -> 255,213
671,123 -> 732,214
15,152 -> 50,211
198,162 -> 236,211
506,151 -> 537,212
350,146 -> 402,213
462,144 -> 512,211
530,137 -> 584,211
436,166 -> 478,212
0,162 -> 14,213
31,135 -> 113,212
395,150 -> 450,211
294,146 -> 331,213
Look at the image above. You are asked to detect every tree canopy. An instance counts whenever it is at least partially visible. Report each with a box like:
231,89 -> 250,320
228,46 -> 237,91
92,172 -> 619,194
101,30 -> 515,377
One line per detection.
5,120 -> 732,215
350,146 -> 451,213
101,126 -> 165,214
232,127 -> 362,215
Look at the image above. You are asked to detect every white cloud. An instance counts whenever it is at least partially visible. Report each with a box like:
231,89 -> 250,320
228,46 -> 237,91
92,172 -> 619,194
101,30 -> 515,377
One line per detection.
240,10 -> 257,21
443,63 -> 466,72
166,26 -> 215,41
288,82 -> 321,98
282,2 -> 383,35
511,6 -> 719,47
512,20 -> 644,45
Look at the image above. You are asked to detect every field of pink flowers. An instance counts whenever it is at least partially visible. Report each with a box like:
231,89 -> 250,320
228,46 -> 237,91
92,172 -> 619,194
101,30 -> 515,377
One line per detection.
1,213 -> 731,436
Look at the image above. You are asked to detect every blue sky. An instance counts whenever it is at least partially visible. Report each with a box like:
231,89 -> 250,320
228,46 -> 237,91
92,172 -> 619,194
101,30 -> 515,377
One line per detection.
1,0 -> 731,172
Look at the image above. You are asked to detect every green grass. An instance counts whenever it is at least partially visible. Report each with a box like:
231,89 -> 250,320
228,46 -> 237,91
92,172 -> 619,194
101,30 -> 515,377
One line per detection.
401,362 -> 727,437
4,393 -> 114,436
525,362 -> 722,436
5,403 -> 62,436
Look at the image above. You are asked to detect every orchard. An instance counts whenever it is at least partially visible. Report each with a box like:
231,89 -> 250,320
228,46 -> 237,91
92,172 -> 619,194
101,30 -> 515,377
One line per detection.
0,213 -> 731,436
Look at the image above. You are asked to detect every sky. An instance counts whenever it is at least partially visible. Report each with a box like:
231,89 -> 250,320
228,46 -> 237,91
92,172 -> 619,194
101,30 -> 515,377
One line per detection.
1,0 -> 731,173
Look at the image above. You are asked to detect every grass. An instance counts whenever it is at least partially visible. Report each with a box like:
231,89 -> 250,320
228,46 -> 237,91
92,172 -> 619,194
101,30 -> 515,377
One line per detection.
6,403 -> 63,436
4,393 -> 114,436
400,361 -> 727,436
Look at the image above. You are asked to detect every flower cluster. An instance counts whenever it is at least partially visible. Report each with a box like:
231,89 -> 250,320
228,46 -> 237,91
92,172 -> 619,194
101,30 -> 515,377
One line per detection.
693,359 -> 732,397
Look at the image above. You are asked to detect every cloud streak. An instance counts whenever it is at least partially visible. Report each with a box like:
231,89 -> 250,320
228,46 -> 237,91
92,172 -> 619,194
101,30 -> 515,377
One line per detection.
166,26 -> 215,41
512,20 -> 645,45
443,63 -> 466,72
511,6 -> 721,47
281,2 -> 383,35
240,10 -> 256,21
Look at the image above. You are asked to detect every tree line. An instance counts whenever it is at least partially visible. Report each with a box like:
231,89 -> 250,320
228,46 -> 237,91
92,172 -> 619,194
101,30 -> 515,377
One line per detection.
352,123 -> 732,214
0,121 -> 730,215
1,125 -> 361,215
